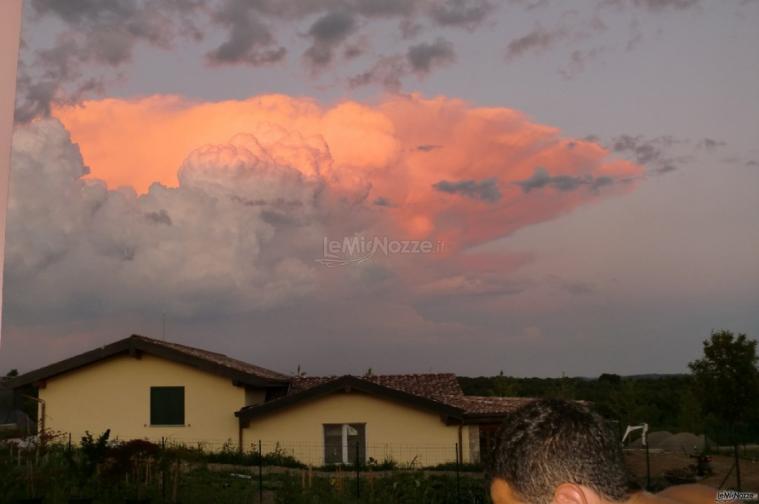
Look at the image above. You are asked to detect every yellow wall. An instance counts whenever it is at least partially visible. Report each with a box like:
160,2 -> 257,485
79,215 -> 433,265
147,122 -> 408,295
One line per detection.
39,354 -> 249,450
242,391 -> 471,467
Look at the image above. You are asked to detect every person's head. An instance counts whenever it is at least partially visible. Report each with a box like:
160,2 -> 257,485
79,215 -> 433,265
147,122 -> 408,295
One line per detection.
489,399 -> 629,504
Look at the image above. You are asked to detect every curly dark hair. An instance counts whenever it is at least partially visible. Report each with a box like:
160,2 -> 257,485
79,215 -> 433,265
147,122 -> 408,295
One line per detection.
489,399 -> 630,504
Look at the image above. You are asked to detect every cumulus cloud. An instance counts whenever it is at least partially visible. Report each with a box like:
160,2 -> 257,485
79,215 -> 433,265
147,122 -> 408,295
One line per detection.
6,119 -> 333,321
433,178 -> 501,202
52,94 -> 642,249
5,94 -> 646,354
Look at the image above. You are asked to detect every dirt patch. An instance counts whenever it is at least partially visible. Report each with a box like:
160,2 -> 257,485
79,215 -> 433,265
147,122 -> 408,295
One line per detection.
625,451 -> 759,492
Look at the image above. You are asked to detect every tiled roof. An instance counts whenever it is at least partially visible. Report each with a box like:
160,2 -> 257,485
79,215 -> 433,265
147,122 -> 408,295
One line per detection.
9,334 -> 289,387
289,374 -> 530,418
439,395 -> 535,417
290,373 -> 464,400
238,375 -> 464,422
130,335 -> 289,382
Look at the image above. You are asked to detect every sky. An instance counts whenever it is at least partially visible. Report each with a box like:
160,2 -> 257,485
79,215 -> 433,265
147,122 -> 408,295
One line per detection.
1,0 -> 757,378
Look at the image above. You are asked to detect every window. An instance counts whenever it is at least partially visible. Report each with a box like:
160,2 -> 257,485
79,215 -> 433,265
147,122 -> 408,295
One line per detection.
150,386 -> 185,426
323,423 -> 365,465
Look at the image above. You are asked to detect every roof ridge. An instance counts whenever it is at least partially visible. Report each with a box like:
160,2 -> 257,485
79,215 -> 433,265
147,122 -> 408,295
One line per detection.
130,334 -> 227,357
9,334 -> 290,387
296,372 -> 457,378
130,334 -> 289,379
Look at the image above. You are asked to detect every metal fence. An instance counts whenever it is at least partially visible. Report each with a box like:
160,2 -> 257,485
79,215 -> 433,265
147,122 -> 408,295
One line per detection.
1,436 -> 487,504
141,437 -> 470,469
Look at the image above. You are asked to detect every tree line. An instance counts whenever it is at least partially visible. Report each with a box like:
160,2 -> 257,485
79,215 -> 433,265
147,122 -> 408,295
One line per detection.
459,330 -> 759,445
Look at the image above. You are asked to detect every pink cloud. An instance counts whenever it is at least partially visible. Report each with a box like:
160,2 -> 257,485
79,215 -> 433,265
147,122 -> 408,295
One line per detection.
53,93 -> 642,250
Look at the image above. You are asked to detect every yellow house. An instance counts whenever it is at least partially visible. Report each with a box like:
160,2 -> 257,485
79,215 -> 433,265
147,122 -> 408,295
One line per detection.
9,335 -> 530,466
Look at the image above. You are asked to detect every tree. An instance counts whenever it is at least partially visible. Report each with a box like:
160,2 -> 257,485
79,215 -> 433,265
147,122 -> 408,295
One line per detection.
689,330 -> 759,427
688,330 -> 759,489
598,373 -> 622,386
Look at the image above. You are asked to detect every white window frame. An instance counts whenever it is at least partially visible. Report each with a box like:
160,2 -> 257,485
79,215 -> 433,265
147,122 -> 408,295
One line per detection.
324,423 -> 364,465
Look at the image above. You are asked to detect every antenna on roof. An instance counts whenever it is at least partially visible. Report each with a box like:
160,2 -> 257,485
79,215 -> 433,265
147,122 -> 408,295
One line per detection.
162,313 -> 166,341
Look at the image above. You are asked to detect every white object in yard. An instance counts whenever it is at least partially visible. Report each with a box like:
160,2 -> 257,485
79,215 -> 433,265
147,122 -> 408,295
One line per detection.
622,423 -> 649,447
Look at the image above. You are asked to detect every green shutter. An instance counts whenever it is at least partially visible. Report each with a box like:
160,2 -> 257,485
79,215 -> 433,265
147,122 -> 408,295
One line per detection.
150,387 -> 185,425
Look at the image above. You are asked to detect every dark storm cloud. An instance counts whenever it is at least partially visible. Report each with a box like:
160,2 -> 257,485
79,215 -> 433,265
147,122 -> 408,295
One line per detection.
624,0 -> 701,10
417,144 -> 443,152
611,134 -> 676,164
654,164 -> 678,174
14,73 -> 61,124
304,11 -> 358,67
349,55 -> 406,90
426,0 -> 495,29
547,275 -> 597,295
433,178 -> 502,202
560,47 -> 603,79
18,0 -> 504,120
29,0 -> 205,63
407,38 -> 456,73
145,210 -> 173,226
354,0 -> 414,17
608,134 -> 697,175
206,0 -> 286,66
506,26 -> 565,58
349,38 -> 454,90
399,18 -> 423,39
373,196 -> 394,207
515,167 -> 614,193
697,138 -> 727,151
17,0 -> 205,123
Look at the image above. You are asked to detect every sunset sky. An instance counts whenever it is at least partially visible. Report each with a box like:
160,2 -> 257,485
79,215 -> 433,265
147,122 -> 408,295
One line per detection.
2,0 -> 758,377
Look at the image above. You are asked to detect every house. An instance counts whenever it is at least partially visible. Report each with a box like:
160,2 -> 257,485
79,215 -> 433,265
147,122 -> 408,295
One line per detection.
8,334 -> 531,466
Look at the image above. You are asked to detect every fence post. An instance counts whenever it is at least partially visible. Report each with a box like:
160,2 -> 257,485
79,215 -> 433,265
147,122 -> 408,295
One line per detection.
355,442 -> 361,500
644,440 -> 650,490
258,440 -> 264,503
733,442 -> 742,491
455,442 -> 461,504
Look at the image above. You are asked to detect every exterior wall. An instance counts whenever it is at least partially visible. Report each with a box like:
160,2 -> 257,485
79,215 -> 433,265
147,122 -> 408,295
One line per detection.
39,354 -> 252,450
242,391 -> 471,467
